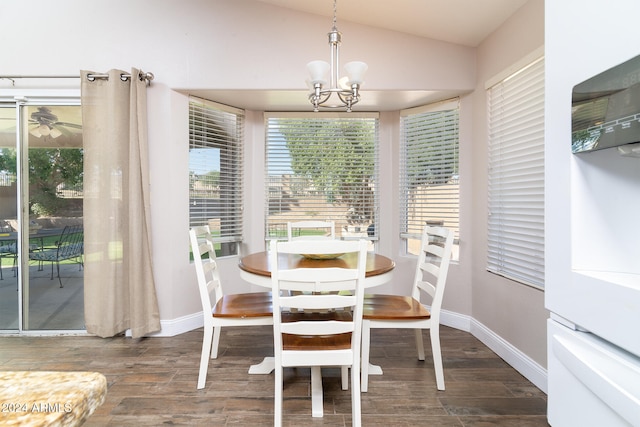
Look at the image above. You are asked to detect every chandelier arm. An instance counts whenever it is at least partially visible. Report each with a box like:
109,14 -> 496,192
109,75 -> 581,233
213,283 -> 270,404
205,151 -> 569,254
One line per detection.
309,91 -> 332,104
336,91 -> 360,107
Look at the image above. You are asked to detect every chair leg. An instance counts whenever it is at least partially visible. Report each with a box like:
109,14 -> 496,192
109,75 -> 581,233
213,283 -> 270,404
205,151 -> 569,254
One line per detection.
361,320 -> 371,392
430,325 -> 445,390
197,325 -> 214,389
56,261 -> 63,288
311,366 -> 323,417
351,360 -> 362,427
274,365 -> 283,427
415,329 -> 426,361
210,326 -> 221,359
341,366 -> 348,390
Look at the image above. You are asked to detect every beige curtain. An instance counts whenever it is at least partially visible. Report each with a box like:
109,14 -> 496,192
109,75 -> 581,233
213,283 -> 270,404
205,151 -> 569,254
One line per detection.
81,69 -> 160,338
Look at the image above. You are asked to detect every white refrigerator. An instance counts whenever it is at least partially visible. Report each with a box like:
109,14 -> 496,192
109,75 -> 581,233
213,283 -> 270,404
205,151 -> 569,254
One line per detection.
546,52 -> 640,427
547,272 -> 640,427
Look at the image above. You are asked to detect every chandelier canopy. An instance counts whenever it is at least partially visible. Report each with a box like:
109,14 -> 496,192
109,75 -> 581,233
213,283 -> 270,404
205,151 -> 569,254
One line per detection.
307,0 -> 367,112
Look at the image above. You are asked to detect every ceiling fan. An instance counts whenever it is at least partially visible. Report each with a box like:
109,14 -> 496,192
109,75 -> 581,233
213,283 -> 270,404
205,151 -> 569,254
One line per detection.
29,107 -> 82,139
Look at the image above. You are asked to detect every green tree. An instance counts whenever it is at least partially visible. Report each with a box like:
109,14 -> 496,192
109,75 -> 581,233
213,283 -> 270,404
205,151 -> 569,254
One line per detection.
0,149 -> 17,176
280,118 -> 376,224
0,147 -> 83,216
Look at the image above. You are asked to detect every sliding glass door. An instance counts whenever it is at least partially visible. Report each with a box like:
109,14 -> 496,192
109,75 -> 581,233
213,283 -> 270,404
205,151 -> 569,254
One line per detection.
0,102 -> 84,332
0,106 -> 19,330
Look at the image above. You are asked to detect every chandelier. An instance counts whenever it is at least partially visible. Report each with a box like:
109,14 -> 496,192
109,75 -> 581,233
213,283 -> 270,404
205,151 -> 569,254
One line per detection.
307,0 -> 368,112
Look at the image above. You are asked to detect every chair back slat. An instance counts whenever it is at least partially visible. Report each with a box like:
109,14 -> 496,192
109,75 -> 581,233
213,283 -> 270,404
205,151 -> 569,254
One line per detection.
282,319 -> 355,336
280,293 -> 356,312
277,267 -> 360,293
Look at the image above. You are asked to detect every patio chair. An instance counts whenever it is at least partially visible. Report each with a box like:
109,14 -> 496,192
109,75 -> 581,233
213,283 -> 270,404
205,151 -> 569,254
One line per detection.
0,241 -> 17,280
361,225 -> 454,391
0,220 -> 16,280
189,225 -> 273,390
270,238 -> 368,426
29,225 -> 84,288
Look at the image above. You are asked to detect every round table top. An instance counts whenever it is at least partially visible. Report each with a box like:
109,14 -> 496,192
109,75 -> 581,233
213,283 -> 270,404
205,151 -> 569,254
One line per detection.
239,251 -> 395,278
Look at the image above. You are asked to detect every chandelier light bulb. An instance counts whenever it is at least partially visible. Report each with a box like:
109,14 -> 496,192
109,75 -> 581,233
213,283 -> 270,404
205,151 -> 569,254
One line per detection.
338,76 -> 351,90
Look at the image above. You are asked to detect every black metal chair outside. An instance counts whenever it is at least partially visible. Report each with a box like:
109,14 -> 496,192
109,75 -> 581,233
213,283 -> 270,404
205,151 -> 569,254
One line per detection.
29,225 -> 84,288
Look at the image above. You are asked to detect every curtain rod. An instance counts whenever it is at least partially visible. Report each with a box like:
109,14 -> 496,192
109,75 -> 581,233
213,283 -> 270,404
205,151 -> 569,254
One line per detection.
0,71 -> 155,84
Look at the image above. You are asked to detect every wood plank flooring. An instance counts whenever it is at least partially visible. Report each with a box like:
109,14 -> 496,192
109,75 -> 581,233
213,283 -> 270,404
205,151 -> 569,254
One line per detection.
0,326 -> 549,426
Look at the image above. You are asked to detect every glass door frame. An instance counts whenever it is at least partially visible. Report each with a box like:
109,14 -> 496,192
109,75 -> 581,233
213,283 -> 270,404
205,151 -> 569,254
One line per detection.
1,88 -> 82,334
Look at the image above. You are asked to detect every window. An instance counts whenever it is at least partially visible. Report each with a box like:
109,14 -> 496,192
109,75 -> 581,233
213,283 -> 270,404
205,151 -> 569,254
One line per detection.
265,113 -> 379,241
189,98 -> 243,256
487,56 -> 545,288
400,100 -> 460,258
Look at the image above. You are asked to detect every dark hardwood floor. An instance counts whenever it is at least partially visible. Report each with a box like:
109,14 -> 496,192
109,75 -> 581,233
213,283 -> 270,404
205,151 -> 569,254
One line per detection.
0,325 -> 549,426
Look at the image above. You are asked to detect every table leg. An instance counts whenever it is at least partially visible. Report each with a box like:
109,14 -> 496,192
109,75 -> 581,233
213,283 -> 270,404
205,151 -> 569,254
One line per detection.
368,362 -> 383,375
248,356 -> 275,374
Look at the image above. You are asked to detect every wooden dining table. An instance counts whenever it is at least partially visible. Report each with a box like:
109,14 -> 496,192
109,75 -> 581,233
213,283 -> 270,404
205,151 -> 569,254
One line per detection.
238,250 -> 395,417
239,250 -> 395,289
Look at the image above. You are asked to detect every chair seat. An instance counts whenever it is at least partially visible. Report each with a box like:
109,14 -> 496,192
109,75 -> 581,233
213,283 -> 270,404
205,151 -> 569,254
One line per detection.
363,294 -> 431,320
212,292 -> 272,318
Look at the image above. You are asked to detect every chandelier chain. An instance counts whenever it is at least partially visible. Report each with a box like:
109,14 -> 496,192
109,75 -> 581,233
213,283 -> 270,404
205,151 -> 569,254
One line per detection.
332,0 -> 338,30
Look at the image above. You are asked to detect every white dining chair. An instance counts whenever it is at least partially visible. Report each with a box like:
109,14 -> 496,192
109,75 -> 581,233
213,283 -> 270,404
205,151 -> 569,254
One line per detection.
361,225 -> 454,391
189,225 -> 273,389
286,219 -> 353,388
270,238 -> 368,426
287,220 -> 335,240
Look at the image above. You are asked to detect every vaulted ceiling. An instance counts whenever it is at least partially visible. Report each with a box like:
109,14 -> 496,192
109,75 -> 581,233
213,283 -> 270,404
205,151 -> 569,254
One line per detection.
255,0 -> 528,47
190,0 -> 530,111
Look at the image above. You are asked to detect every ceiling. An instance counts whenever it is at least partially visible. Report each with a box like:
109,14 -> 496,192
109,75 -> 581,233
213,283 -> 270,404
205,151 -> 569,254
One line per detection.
254,0 -> 528,46
189,0 -> 529,112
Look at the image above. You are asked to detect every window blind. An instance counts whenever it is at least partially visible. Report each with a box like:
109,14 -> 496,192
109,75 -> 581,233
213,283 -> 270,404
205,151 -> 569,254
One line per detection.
189,98 -> 243,255
487,57 -> 545,288
265,113 -> 379,241
399,101 -> 460,255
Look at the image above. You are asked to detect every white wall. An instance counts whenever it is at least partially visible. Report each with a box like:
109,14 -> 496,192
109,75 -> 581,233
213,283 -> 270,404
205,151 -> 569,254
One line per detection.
3,0 -> 552,388
471,0 -> 548,368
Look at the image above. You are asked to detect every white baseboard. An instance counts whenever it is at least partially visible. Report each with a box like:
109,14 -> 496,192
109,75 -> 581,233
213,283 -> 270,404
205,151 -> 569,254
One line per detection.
151,308 -> 547,393
440,308 -> 472,332
469,317 -> 548,393
436,308 -> 547,393
141,312 -> 204,337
